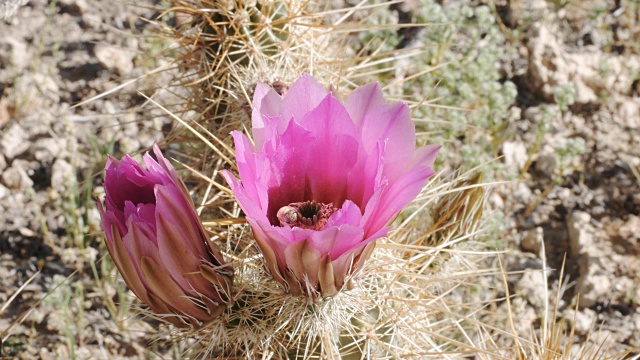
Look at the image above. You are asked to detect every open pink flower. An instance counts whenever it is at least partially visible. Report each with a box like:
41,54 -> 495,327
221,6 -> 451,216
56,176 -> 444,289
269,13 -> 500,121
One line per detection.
99,145 -> 233,327
222,74 -> 439,300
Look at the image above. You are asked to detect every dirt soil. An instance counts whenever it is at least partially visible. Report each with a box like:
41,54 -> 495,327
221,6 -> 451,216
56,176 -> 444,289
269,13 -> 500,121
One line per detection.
0,1 -> 174,358
495,0 -> 640,355
1,0 -> 640,358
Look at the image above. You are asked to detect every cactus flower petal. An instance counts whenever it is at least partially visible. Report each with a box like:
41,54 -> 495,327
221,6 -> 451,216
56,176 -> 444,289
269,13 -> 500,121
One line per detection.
99,145 -> 233,327
223,74 -> 439,300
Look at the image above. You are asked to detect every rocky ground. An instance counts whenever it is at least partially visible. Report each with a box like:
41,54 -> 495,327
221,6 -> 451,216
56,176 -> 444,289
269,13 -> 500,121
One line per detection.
1,0 -> 640,358
496,0 -> 640,355
0,0 -> 174,357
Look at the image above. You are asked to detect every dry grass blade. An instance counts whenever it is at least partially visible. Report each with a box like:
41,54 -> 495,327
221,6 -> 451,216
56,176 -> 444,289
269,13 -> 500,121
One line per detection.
0,270 -> 40,315
70,63 -> 174,108
1,270 -> 78,342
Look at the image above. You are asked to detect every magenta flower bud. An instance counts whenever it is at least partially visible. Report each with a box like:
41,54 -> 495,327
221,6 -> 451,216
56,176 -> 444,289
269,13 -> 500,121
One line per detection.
98,145 -> 233,327
222,74 -> 439,300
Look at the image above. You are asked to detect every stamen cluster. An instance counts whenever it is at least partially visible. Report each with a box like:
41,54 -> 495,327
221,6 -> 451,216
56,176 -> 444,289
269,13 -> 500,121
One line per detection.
277,200 -> 338,230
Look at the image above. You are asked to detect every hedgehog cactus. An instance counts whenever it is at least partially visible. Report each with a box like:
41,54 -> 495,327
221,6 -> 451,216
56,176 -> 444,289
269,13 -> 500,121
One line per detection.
105,0 -> 509,358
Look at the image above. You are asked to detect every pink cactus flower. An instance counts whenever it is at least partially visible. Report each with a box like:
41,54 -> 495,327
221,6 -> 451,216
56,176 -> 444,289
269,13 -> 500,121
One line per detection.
98,145 -> 233,327
222,74 -> 439,300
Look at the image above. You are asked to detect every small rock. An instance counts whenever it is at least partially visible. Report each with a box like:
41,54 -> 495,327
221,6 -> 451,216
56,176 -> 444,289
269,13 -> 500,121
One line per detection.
564,308 -> 596,335
604,311 -> 634,344
8,76 -> 41,119
57,0 -> 88,14
119,137 -> 140,154
33,73 -> 60,103
507,106 -> 522,122
122,113 -> 139,137
526,24 -> 569,101
103,100 -> 117,114
0,0 -> 28,20
0,122 -> 29,159
618,99 -> 640,129
516,269 -> 547,309
502,297 -> 537,335
87,207 -> 101,233
502,141 -> 528,170
526,24 -> 599,103
556,187 -> 572,201
51,159 -> 75,193
577,269 -> 610,309
39,348 -> 53,360
0,100 -> 9,125
33,137 -> 65,163
80,12 -> 102,30
629,313 -> 640,347
46,214 -> 60,233
1,166 -> 33,190
138,130 -> 162,148
523,0 -> 547,13
47,187 -> 60,201
523,106 -> 543,123
521,227 -> 543,256
11,158 -> 34,174
619,216 -> 640,241
567,211 -> 593,257
0,153 -> 6,171
534,154 -> 556,177
567,211 -> 610,309
18,227 -> 37,237
572,78 -> 599,104
556,187 -> 576,209
488,192 -> 504,210
0,183 -> 9,199
94,44 -> 134,76
0,38 -> 28,69
514,182 -> 532,203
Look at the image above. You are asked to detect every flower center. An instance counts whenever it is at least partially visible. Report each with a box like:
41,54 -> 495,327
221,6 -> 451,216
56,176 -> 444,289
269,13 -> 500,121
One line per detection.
277,200 -> 338,230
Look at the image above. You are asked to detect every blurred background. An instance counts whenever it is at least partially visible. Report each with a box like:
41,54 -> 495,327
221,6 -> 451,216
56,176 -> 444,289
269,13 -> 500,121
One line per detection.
1,0 -> 639,358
